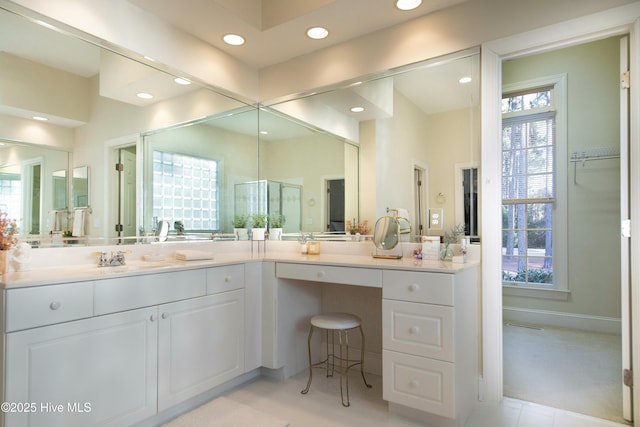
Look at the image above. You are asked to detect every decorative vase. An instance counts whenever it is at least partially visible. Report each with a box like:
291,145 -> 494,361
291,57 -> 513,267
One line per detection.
234,228 -> 248,241
269,228 -> 282,240
251,227 -> 266,241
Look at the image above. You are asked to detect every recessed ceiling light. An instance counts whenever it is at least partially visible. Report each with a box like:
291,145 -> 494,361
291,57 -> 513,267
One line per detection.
33,116 -> 49,121
174,77 -> 191,85
350,106 -> 365,113
260,131 -> 269,135
459,76 -> 472,84
223,34 -> 245,46
137,92 -> 153,99
396,0 -> 422,11
307,27 -> 329,40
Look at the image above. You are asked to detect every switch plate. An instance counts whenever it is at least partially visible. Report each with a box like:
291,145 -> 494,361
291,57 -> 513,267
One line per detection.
429,208 -> 443,229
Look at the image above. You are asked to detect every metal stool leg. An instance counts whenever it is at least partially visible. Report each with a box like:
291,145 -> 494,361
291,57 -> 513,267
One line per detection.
358,325 -> 372,389
339,330 -> 350,407
301,325 -> 315,395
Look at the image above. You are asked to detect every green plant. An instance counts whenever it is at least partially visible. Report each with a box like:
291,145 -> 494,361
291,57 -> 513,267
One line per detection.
232,214 -> 248,228
63,230 -> 73,238
251,213 -> 268,228
269,213 -> 286,228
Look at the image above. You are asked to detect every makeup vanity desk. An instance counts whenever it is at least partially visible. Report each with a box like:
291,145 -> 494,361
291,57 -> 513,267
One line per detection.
0,245 -> 479,427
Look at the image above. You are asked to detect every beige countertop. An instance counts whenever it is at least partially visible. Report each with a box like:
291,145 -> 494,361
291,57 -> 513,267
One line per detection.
1,241 -> 479,289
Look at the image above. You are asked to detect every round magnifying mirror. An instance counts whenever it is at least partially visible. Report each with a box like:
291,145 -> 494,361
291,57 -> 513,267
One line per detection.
373,216 -> 400,250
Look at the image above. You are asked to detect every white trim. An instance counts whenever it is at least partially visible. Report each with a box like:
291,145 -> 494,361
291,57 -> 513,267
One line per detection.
503,307 -> 621,335
502,285 -> 569,301
481,2 -> 640,407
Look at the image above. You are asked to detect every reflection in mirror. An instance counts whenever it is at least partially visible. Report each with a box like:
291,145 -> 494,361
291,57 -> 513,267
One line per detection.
141,106 -> 259,239
372,216 -> 402,259
267,48 -> 480,242
52,169 -> 67,210
258,107 -> 359,235
72,166 -> 89,208
0,140 -> 70,236
1,6 -> 250,246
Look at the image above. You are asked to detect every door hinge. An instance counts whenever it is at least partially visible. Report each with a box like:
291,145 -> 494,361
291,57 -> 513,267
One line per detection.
115,224 -> 123,232
621,71 -> 630,89
622,219 -> 631,238
115,163 -> 124,172
624,368 -> 633,388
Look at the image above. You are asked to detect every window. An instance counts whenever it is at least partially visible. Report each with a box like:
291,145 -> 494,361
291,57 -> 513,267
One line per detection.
502,85 -> 563,289
0,172 -> 22,221
152,151 -> 219,231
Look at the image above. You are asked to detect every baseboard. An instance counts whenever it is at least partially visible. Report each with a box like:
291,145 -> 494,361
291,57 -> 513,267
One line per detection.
503,306 -> 621,334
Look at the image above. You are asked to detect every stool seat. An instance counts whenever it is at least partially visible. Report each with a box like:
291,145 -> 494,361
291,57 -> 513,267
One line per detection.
310,313 -> 361,330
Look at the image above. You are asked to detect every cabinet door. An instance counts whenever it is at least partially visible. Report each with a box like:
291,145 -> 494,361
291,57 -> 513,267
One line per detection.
5,307 -> 158,427
158,290 -> 245,410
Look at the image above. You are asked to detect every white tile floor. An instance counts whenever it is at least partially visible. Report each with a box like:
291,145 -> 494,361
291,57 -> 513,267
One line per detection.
216,372 -> 631,427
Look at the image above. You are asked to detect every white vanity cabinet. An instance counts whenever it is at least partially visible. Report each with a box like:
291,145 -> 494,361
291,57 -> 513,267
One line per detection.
157,265 -> 245,410
382,268 -> 478,424
5,306 -> 158,427
3,264 -> 247,427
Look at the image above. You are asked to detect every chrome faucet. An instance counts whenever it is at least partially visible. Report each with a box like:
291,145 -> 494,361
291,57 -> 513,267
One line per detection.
97,250 -> 127,267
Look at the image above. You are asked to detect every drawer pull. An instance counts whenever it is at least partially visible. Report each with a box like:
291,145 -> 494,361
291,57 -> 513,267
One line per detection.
225,275 -> 232,283
317,271 -> 326,279
49,301 -> 61,310
409,326 -> 420,335
408,283 -> 419,292
150,315 -> 157,322
161,312 -> 169,319
409,380 -> 420,388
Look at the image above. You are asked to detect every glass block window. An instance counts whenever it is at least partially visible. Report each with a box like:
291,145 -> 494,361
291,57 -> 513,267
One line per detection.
152,151 -> 219,231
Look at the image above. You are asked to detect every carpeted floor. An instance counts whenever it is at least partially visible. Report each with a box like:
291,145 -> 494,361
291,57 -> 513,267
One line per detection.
503,323 -> 625,424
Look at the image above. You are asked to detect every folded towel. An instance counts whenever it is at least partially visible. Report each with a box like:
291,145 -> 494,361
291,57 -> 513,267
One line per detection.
72,209 -> 85,237
175,250 -> 214,261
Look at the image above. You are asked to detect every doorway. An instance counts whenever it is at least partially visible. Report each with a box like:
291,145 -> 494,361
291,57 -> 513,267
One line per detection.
500,36 -> 628,424
117,146 -> 137,239
325,178 -> 345,232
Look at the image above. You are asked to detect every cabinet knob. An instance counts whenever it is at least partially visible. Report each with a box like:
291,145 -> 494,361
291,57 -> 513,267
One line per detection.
409,326 -> 420,335
161,312 -> 169,319
408,283 -> 419,292
317,271 -> 326,279
225,275 -> 231,283
150,315 -> 156,322
409,380 -> 420,388
49,301 -> 61,310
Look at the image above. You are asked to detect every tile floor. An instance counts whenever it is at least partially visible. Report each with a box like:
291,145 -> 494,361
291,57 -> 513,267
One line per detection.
216,371 -> 631,427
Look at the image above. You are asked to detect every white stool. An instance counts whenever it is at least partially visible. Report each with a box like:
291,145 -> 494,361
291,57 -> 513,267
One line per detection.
300,312 -> 372,407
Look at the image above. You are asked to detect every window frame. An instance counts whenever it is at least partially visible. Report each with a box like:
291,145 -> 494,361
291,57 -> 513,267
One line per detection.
501,74 -> 569,300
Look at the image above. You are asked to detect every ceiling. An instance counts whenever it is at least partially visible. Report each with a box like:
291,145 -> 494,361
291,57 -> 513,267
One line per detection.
127,0 -> 469,69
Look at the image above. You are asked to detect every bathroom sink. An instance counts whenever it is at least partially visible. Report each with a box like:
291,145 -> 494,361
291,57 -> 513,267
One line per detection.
94,261 -> 178,274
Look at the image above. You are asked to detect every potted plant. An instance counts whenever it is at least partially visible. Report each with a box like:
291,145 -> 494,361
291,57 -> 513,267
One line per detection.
232,214 -> 249,240
440,223 -> 465,261
268,213 -> 286,240
250,213 -> 268,240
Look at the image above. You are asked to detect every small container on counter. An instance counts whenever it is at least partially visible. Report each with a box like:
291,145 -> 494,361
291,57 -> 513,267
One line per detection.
306,241 -> 320,255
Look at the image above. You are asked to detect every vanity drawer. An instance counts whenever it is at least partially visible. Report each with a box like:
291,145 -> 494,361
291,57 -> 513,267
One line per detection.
383,270 -> 453,305
383,349 -> 454,418
383,299 -> 454,361
94,269 -> 206,315
276,262 -> 381,288
207,264 -> 245,294
6,282 -> 94,332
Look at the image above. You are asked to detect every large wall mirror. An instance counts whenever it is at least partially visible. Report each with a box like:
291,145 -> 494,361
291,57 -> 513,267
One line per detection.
1,4 -> 479,247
